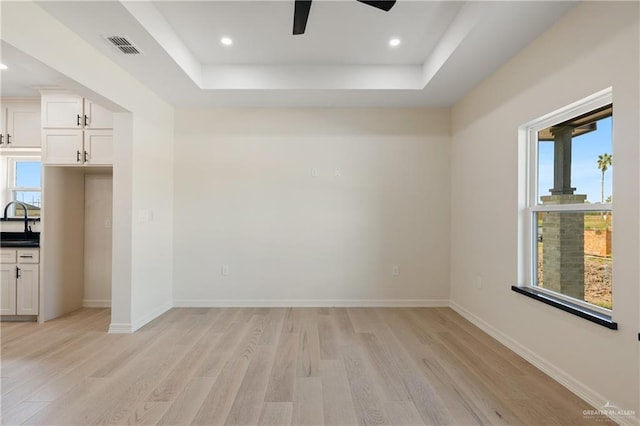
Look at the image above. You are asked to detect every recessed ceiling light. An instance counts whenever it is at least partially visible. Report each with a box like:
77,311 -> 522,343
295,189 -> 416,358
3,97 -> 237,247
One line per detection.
220,37 -> 233,46
389,38 -> 401,47
0,64 -> 7,70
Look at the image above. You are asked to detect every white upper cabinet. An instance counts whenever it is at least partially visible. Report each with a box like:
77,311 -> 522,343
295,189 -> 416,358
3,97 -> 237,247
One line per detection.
41,93 -> 113,130
84,130 -> 113,165
42,129 -> 84,165
41,92 -> 113,166
0,106 -> 4,142
41,95 -> 84,128
84,100 -> 113,129
0,100 -> 41,148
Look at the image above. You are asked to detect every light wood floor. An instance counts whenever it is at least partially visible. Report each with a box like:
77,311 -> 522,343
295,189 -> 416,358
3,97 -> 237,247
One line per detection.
1,307 -> 611,425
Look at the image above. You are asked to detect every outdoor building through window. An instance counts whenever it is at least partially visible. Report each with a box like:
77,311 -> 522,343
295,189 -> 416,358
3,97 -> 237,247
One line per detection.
522,90 -> 613,314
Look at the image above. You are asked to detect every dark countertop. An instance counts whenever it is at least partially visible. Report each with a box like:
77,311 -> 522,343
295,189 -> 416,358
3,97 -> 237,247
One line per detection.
0,232 -> 40,248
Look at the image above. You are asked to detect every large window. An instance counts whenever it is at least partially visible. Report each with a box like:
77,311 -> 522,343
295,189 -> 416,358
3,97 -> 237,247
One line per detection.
520,89 -> 613,317
5,157 -> 42,218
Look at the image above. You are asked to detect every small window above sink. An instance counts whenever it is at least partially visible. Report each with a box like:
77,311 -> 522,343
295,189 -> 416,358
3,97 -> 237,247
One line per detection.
3,157 -> 41,218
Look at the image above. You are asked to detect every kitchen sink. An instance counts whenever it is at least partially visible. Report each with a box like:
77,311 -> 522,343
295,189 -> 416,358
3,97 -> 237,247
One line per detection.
0,232 -> 40,248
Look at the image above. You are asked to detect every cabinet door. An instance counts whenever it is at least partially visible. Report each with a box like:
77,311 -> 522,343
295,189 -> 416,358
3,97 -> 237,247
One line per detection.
0,106 -> 5,146
41,95 -> 83,128
85,130 -> 113,165
17,250 -> 39,264
84,100 -> 113,129
42,129 -> 84,165
6,103 -> 41,148
0,264 -> 17,315
16,264 -> 38,315
0,249 -> 17,264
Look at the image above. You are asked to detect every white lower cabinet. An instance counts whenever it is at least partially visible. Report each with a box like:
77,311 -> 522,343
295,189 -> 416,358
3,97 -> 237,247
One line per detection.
16,264 -> 39,315
0,264 -> 17,315
0,249 -> 39,316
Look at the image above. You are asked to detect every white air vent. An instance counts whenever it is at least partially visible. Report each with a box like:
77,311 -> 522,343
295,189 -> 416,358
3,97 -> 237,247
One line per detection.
105,36 -> 141,55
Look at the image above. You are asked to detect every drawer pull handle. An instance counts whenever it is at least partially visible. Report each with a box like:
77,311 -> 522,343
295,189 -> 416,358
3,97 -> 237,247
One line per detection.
84,115 -> 89,127
7,133 -> 11,144
77,114 -> 81,126
19,255 -> 34,258
16,266 -> 21,279
77,150 -> 81,162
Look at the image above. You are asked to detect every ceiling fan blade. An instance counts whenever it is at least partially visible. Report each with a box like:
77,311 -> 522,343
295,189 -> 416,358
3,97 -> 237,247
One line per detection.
356,0 -> 396,12
293,0 -> 312,35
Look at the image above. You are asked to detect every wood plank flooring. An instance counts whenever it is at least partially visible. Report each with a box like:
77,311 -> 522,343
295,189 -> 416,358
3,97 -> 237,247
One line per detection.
1,307 -> 612,425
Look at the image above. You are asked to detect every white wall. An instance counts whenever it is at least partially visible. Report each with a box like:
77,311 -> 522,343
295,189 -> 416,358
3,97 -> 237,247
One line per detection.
130,116 -> 174,329
450,2 -> 639,421
1,1 -> 174,332
110,113 -> 133,330
83,173 -> 113,307
41,167 -> 85,321
173,108 -> 450,306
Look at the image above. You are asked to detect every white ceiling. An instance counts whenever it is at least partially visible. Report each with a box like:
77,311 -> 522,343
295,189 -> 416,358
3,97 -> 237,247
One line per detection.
152,1 -> 464,65
2,1 -> 576,108
0,42 -> 77,98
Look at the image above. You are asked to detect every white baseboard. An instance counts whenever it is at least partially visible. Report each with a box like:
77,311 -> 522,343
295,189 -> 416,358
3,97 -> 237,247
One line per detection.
82,299 -> 111,308
172,299 -> 449,308
449,300 -> 638,426
108,299 -> 446,332
131,301 -> 173,332
108,323 -> 132,333
108,302 -> 172,334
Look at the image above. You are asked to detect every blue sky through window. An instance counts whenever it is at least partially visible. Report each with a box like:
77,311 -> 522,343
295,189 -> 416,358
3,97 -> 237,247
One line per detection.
16,161 -> 42,187
13,161 -> 42,210
538,116 -> 613,203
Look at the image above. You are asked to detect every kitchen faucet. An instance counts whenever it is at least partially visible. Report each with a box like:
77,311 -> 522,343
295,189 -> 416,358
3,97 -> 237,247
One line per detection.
2,201 -> 31,233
